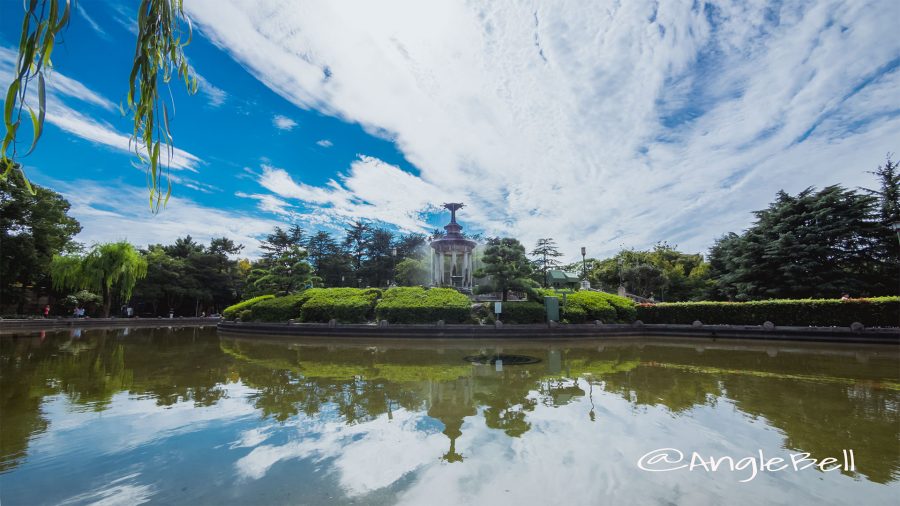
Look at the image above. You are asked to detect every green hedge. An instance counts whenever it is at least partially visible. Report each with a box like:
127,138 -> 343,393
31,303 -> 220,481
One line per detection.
375,287 -> 471,323
249,293 -> 307,322
223,295 -> 274,320
635,297 -> 900,327
300,288 -> 381,323
500,301 -> 546,323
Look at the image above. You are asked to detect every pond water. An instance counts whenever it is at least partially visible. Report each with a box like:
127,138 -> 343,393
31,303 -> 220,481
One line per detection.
1,327 -> 898,505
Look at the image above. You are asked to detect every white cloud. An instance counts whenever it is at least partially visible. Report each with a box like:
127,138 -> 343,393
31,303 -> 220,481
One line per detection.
316,139 -> 333,147
191,67 -> 228,107
253,156 -> 453,232
76,3 -> 108,39
53,180 -> 282,256
0,47 -> 203,172
186,0 -> 900,259
272,114 -> 297,130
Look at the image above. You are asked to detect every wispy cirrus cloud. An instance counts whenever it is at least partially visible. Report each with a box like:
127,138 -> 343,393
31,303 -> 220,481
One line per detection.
316,139 -> 333,148
75,3 -> 108,39
188,63 -> 228,107
55,179 -> 279,256
0,47 -> 204,172
183,1 -> 899,258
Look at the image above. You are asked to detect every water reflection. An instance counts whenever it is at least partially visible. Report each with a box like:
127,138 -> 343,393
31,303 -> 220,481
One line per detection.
0,328 -> 897,504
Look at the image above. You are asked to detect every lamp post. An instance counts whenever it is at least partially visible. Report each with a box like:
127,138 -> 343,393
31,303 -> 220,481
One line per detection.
390,247 -> 397,287
580,246 -> 587,280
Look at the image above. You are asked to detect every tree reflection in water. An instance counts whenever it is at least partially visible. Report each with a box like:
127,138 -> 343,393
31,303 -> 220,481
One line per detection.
1,327 -> 898,484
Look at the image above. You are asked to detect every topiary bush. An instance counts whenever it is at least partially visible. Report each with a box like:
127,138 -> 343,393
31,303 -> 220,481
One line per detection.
375,287 -> 471,323
500,301 -> 546,323
249,293 -> 306,322
223,294 -> 274,320
562,304 -> 588,323
299,288 -> 381,323
635,297 -> 900,327
590,291 -> 637,322
565,291 -> 619,322
535,288 -> 636,323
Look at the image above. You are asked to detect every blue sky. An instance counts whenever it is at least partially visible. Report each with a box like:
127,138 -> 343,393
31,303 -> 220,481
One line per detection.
2,0 -> 898,258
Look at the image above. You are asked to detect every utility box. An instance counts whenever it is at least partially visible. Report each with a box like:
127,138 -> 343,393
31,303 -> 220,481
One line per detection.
544,296 -> 560,322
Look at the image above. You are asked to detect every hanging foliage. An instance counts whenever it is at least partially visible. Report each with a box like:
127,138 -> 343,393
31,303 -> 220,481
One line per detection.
127,0 -> 198,212
50,242 -> 149,317
1,0 -> 71,192
2,0 -> 197,209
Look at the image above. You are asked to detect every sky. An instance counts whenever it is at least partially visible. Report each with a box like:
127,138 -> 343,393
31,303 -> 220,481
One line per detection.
1,0 -> 898,259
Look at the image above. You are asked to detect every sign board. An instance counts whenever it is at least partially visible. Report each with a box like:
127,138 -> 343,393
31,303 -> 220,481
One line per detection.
494,302 -> 502,314
544,296 -> 560,322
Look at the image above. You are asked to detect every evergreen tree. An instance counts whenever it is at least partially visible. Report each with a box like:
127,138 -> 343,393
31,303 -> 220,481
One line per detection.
246,226 -> 312,295
361,227 -> 395,287
861,155 -> 900,293
530,238 -> 564,287
474,237 -> 534,301
343,221 -> 369,281
394,233 -> 427,259
306,231 -> 351,287
708,185 -> 881,299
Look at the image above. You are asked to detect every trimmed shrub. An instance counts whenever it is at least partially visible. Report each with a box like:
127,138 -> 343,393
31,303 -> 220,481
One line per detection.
565,291 -> 619,323
535,288 -> 636,323
562,304 -> 588,323
376,287 -> 471,323
500,301 -> 546,323
249,293 -> 306,322
223,295 -> 274,320
591,291 -> 637,322
635,297 -> 900,327
299,288 -> 381,323
238,309 -> 253,321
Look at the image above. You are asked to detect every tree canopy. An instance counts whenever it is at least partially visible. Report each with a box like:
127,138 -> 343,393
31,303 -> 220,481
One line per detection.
0,168 -> 81,312
475,237 -> 534,301
707,185 -> 887,300
50,242 -> 148,317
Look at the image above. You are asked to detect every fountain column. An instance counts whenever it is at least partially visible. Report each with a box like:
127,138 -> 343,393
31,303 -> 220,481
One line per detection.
463,251 -> 470,288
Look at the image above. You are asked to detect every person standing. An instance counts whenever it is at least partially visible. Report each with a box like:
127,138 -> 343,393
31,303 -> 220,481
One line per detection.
43,304 -> 50,318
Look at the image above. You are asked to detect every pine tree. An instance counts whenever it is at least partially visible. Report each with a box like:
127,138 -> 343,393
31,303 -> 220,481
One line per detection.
475,238 -> 534,301
530,238 -> 564,287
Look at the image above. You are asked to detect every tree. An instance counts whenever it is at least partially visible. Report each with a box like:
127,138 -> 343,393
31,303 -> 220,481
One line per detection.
474,238 -> 534,301
361,227 -> 395,287
621,263 -> 667,299
1,169 -> 81,313
50,242 -> 148,317
395,257 -> 430,286
394,233 -> 427,259
707,185 -> 882,299
861,154 -> 900,293
588,244 -> 710,301
343,221 -> 370,278
306,231 -> 351,287
246,226 -> 312,295
530,238 -> 564,287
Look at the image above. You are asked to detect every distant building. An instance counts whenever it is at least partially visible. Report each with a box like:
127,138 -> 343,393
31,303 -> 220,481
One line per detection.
547,270 -> 581,289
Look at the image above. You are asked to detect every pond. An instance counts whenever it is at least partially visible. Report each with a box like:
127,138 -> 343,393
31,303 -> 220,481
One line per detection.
1,327 -> 898,505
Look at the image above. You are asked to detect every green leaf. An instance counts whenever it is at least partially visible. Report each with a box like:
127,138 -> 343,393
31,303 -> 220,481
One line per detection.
4,80 -> 19,126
